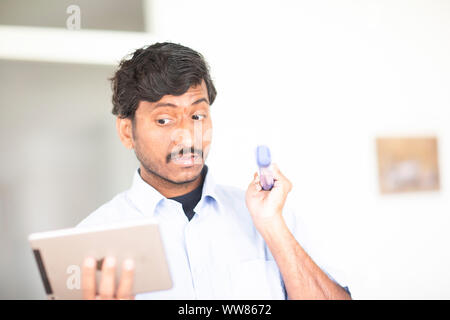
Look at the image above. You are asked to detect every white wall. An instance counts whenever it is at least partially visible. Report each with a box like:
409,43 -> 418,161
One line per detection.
149,0 -> 450,299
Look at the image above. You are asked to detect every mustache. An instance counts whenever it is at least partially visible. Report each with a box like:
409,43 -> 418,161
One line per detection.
167,147 -> 203,163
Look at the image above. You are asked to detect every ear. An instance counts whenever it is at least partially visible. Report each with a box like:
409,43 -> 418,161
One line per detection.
116,117 -> 134,150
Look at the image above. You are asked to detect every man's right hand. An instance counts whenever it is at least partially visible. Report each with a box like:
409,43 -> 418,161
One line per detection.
82,256 -> 135,300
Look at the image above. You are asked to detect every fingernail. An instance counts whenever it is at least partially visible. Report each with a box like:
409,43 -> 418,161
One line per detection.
84,257 -> 95,268
123,259 -> 135,270
105,257 -> 116,267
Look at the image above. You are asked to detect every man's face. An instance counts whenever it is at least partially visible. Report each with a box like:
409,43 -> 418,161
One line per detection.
130,80 -> 212,184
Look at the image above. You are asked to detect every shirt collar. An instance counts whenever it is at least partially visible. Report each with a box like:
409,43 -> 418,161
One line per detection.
127,164 -> 220,217
198,165 -> 221,212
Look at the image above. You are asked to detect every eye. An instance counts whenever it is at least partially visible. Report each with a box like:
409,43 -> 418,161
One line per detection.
156,118 -> 172,125
192,114 -> 206,121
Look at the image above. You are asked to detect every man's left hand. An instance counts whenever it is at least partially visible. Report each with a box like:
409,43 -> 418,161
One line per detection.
245,163 -> 292,231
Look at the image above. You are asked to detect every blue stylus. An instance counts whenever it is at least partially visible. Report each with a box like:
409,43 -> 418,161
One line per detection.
256,145 -> 274,191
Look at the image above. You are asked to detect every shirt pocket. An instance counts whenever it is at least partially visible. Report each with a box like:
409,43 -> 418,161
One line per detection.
228,259 -> 285,300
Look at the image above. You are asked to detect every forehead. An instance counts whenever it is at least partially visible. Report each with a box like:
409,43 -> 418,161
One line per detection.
138,80 -> 208,113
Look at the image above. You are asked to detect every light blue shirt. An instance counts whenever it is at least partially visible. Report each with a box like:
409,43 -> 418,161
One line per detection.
77,165 -> 348,299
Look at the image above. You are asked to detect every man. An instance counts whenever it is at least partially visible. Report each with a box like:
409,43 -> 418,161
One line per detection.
77,42 -> 351,300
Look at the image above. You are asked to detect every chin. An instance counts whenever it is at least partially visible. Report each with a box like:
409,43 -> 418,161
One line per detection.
169,163 -> 203,182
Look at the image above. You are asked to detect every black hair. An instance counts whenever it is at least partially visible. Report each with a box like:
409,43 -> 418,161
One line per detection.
110,42 -> 217,119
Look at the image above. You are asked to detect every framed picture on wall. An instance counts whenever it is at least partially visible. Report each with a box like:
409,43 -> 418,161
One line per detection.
376,136 -> 440,194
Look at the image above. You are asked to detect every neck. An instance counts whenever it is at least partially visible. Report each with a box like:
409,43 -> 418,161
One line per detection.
139,165 -> 204,198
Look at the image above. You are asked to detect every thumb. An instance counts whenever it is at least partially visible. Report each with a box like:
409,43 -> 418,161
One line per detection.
270,163 -> 292,192
271,163 -> 284,180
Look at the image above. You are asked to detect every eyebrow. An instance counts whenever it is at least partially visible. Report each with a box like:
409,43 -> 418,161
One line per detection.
153,97 -> 209,109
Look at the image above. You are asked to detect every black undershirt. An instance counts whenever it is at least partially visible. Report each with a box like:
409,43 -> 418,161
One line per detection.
168,166 -> 207,221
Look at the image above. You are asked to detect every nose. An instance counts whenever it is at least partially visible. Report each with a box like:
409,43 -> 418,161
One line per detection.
171,128 -> 193,148
171,117 -> 203,149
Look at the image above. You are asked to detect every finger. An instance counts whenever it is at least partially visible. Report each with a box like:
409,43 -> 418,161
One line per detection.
247,173 -> 262,193
99,256 -> 116,299
253,172 -> 262,191
82,257 -> 97,300
116,259 -> 135,300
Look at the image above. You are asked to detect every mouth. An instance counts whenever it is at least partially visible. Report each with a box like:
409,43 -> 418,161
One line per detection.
171,153 -> 203,167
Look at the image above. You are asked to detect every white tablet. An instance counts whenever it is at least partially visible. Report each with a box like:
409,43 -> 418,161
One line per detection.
28,219 -> 173,300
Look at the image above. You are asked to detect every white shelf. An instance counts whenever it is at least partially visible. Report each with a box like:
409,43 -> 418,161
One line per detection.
0,25 -> 158,65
